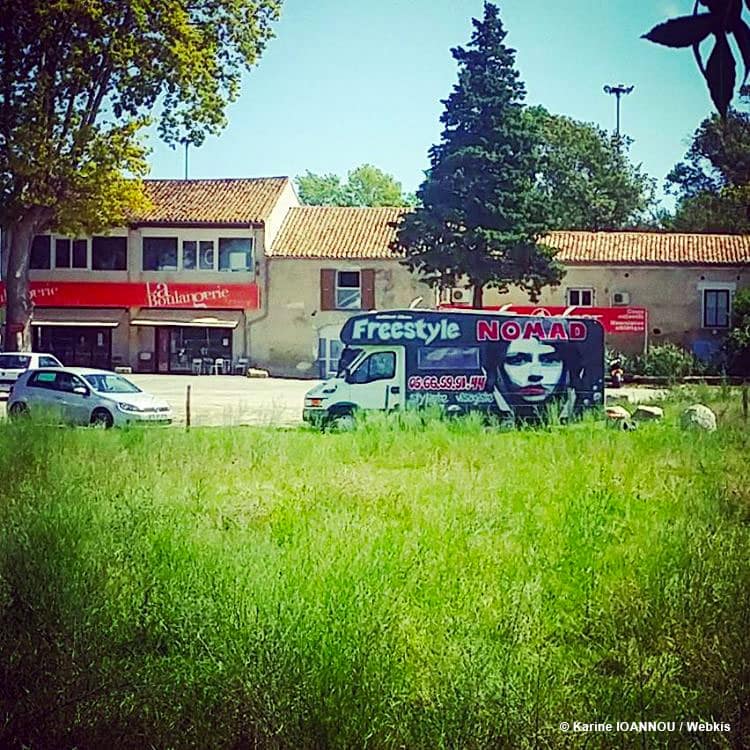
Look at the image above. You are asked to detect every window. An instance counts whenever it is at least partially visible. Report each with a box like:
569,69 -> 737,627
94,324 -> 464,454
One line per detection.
28,371 -> 58,389
182,240 -> 215,270
567,288 -> 594,307
0,354 -> 31,369
418,347 -> 481,370
219,237 -> 253,272
92,236 -> 127,270
54,371 -> 87,393
39,356 -> 62,368
336,271 -> 361,309
143,237 -> 178,271
55,238 -> 88,269
703,289 -> 731,328
348,351 -> 396,384
30,235 -> 51,269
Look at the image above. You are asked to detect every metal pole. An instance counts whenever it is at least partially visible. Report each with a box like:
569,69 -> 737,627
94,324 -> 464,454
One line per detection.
603,84 -> 634,138
184,140 -> 189,180
186,384 -> 191,430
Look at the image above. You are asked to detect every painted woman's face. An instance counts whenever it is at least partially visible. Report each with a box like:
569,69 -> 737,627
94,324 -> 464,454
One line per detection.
501,338 -> 564,402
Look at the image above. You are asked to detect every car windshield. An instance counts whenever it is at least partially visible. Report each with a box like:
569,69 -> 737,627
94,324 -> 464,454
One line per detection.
0,355 -> 31,369
83,373 -> 142,394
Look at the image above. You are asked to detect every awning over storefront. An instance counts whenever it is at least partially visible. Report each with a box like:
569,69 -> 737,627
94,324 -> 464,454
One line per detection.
31,308 -> 125,327
130,309 -> 242,329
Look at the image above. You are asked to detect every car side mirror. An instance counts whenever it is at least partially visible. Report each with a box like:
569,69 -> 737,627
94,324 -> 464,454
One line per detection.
73,386 -> 89,397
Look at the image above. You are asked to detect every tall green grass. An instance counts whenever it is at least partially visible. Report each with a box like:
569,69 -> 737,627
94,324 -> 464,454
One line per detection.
0,396 -> 749,748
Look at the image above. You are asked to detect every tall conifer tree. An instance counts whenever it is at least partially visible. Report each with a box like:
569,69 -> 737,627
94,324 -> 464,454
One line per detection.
394,2 -> 562,307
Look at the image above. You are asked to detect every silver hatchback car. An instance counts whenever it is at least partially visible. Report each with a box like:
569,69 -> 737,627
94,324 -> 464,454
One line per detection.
8,367 -> 172,427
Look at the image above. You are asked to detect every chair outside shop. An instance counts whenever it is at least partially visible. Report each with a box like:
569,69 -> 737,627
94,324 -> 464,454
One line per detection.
233,357 -> 249,376
192,358 -> 203,375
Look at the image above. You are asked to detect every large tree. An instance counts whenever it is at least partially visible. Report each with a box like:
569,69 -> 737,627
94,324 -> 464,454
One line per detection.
528,106 -> 657,230
393,2 -> 562,308
296,164 -> 416,207
0,0 -> 281,350
665,107 -> 750,231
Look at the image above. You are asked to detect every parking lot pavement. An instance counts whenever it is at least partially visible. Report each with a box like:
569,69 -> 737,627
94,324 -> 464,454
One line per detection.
0,374 -> 320,428
128,374 -> 319,427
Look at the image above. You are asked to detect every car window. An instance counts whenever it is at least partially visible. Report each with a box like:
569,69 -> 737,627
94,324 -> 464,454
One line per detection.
54,372 -> 79,393
0,355 -> 31,369
39,356 -> 62,368
27,371 -> 58,389
348,352 -> 396,384
83,373 -> 141,393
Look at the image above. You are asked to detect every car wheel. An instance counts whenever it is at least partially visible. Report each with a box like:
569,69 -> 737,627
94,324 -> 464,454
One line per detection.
8,402 -> 29,420
90,408 -> 114,429
332,413 -> 356,432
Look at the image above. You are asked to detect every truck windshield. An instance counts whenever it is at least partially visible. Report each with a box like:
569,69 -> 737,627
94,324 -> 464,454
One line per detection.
336,347 -> 362,376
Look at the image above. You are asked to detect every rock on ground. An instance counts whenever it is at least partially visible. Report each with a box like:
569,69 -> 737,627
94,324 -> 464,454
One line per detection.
606,405 -> 631,421
680,404 -> 717,432
633,405 -> 664,421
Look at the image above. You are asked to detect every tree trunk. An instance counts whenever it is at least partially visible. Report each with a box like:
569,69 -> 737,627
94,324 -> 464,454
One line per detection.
472,283 -> 484,309
3,208 -> 53,352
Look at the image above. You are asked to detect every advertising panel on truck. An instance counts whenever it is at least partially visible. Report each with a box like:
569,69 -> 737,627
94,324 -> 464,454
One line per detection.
303,309 -> 605,426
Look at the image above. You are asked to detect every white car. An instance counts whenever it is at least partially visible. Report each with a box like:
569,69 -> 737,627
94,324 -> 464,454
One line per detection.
0,352 -> 63,396
8,367 -> 172,427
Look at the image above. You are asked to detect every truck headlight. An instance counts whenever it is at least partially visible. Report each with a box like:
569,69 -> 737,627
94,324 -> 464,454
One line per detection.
305,397 -> 324,408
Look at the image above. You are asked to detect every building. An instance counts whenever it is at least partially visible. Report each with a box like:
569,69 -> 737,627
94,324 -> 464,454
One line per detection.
0,177 -> 299,372
2,178 -> 749,376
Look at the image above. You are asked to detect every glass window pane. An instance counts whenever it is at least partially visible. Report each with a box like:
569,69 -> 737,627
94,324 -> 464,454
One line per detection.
30,235 -> 51,269
183,241 -> 197,270
92,236 -> 127,270
219,237 -> 252,271
338,271 -> 360,288
55,239 -> 71,268
581,290 -> 593,306
336,288 -> 361,309
199,241 -> 214,270
143,237 -> 178,271
72,240 -> 87,268
418,346 -> 480,370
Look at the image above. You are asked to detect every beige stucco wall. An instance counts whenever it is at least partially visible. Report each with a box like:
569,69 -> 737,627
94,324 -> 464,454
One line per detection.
251,258 -> 434,377
482,265 -> 750,353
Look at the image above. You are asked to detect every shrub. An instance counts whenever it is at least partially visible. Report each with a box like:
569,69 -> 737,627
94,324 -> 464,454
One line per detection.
609,343 -> 723,379
724,288 -> 750,375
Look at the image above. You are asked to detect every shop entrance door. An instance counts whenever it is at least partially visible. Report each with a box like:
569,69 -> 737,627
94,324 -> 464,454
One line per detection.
155,329 -> 170,373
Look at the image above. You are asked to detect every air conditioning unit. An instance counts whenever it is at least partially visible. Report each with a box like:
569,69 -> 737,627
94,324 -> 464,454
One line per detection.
450,288 -> 470,304
612,291 -> 630,306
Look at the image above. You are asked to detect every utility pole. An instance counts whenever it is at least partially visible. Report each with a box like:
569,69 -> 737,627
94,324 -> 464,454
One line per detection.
603,84 -> 634,137
183,140 -> 189,180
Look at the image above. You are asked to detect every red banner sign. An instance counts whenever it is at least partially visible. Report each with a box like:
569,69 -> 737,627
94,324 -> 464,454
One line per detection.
440,304 -> 647,334
0,281 -> 260,310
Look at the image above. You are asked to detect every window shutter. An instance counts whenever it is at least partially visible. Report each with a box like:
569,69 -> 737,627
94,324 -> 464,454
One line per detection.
361,269 -> 375,310
320,269 -> 335,310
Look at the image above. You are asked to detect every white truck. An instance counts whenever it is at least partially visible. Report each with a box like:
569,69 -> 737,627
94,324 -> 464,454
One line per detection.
303,309 -> 604,427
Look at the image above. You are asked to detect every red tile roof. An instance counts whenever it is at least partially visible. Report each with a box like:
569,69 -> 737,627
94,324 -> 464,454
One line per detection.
271,206 -> 409,259
136,178 -> 290,225
547,231 -> 750,265
272,209 -> 750,266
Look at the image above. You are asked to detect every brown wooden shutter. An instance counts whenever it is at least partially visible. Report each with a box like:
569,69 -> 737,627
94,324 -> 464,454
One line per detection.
361,269 -> 375,310
320,268 -> 335,310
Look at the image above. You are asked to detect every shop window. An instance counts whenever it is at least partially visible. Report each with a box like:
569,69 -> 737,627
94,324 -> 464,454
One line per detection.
567,288 -> 594,307
30,235 -> 51,269
218,237 -> 253,272
703,289 -> 731,328
92,236 -> 127,270
55,238 -> 88,269
143,237 -> 178,271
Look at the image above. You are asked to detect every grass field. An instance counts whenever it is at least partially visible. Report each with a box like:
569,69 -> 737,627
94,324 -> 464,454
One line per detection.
1,388 -> 749,748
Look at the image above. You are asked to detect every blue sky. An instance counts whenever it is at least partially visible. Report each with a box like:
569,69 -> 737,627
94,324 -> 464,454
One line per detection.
147,1 -> 718,205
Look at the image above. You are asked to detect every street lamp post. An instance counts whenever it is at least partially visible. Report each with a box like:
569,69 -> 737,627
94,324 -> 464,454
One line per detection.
603,84 -> 634,137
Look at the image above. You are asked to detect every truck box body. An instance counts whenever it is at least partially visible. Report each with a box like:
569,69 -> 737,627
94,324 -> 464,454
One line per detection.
303,309 -> 604,425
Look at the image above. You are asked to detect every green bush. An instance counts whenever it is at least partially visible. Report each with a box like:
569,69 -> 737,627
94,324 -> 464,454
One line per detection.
724,288 -> 750,375
609,343 -> 722,379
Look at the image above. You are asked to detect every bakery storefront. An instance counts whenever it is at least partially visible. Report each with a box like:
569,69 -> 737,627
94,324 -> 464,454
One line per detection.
0,280 -> 259,372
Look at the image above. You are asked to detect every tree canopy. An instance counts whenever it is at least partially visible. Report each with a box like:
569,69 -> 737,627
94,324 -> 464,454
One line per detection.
296,164 -> 416,207
0,0 -> 281,349
665,107 -> 750,232
528,106 -> 656,231
393,3 -> 562,308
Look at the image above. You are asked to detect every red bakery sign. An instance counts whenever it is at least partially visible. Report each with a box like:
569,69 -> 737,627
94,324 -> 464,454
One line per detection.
441,304 -> 648,334
0,281 -> 260,310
